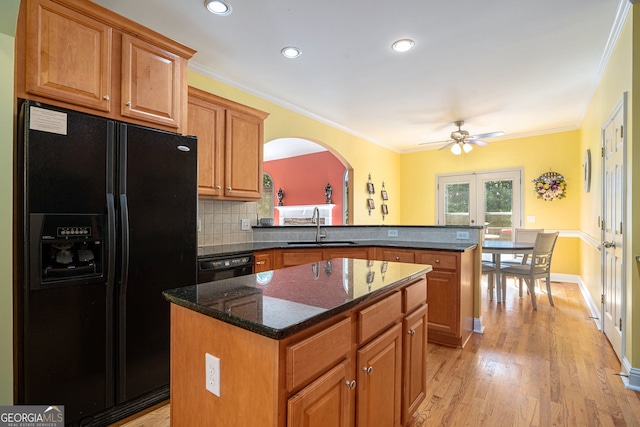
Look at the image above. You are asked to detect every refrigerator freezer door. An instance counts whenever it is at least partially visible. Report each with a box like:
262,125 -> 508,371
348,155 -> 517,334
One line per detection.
116,123 -> 197,402
19,101 -> 115,424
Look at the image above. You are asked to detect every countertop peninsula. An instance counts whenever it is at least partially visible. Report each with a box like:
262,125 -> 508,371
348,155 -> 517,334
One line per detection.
164,258 -> 431,339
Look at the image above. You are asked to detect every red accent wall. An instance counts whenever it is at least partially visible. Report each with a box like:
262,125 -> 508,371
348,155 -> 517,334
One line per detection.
264,151 -> 345,225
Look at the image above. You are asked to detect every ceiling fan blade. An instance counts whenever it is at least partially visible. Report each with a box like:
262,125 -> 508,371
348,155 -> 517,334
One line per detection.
438,141 -> 456,151
470,131 -> 504,139
467,139 -> 488,146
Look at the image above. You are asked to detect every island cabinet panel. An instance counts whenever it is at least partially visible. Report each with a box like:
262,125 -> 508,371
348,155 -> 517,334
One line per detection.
169,273 -> 428,427
324,247 -> 373,261
279,250 -> 324,268
358,291 -> 402,344
377,248 -> 415,264
286,318 -> 352,392
170,304 -> 280,427
402,305 -> 428,425
19,0 -> 195,133
356,323 -> 403,427
287,360 -> 354,427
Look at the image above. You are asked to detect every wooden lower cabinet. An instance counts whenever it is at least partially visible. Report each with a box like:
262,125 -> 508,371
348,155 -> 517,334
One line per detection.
415,250 -> 474,348
287,359 -> 353,427
274,247 -> 373,269
254,250 -> 274,272
170,276 -> 427,427
357,323 -> 403,427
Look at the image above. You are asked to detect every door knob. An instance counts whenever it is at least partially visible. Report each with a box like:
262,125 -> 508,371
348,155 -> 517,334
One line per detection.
601,241 -> 616,249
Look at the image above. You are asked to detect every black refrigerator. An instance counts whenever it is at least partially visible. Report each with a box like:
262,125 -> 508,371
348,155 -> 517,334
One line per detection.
14,99 -> 197,426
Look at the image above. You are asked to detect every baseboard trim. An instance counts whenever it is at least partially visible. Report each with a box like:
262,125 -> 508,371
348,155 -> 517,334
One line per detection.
621,358 -> 640,391
473,317 -> 484,334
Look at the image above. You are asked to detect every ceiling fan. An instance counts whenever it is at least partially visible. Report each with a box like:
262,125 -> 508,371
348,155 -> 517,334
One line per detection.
424,120 -> 504,155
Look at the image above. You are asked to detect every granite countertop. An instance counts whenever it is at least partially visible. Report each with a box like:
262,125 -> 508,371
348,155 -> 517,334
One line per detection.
198,240 -> 477,258
164,258 -> 431,340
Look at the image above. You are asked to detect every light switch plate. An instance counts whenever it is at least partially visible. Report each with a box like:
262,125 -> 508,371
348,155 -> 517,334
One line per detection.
388,229 -> 399,237
205,353 -> 220,397
240,218 -> 250,230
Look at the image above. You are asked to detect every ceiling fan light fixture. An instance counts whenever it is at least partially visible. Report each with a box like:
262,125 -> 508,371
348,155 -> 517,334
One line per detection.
281,46 -> 302,59
205,0 -> 232,15
450,143 -> 462,155
391,39 -> 415,53
463,143 -> 473,153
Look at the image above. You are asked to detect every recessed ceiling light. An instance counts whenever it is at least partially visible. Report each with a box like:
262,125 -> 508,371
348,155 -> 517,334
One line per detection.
205,0 -> 232,15
281,46 -> 302,59
391,39 -> 415,53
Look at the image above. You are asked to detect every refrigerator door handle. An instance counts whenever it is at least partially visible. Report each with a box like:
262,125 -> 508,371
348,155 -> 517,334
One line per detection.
120,194 -> 130,292
105,193 -> 116,406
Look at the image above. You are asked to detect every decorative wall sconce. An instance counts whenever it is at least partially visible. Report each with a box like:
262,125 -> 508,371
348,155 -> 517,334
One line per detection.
277,188 -> 285,206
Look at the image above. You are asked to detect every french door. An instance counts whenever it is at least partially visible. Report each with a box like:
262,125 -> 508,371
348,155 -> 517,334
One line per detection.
437,169 -> 523,240
601,94 -> 626,361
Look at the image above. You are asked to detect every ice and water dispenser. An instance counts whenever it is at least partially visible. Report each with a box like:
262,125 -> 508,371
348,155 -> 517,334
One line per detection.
30,214 -> 105,289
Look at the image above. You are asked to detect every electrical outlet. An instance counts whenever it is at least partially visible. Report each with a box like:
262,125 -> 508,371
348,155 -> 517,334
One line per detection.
456,231 -> 469,240
388,229 -> 399,237
240,218 -> 250,231
197,219 -> 202,232
205,353 -> 220,397
527,215 -> 536,223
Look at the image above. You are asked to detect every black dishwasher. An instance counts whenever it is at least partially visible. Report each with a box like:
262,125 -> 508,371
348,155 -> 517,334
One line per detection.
197,253 -> 254,283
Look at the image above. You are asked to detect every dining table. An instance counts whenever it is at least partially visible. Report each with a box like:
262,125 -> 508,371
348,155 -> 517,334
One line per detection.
482,240 -> 535,302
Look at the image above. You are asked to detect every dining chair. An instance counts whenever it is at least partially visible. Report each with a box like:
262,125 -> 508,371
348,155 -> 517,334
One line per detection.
501,228 -> 543,296
499,231 -> 559,309
482,262 -> 497,300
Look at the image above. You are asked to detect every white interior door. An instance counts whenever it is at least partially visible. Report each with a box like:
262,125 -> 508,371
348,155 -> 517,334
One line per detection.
437,169 -> 523,240
601,94 -> 626,361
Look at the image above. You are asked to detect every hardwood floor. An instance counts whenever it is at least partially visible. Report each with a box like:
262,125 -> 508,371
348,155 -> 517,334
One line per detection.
114,280 -> 640,426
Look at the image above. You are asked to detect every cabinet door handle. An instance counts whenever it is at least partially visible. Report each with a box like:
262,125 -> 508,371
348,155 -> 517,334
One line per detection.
103,95 -> 110,101
345,380 -> 356,389
363,366 -> 372,374
125,101 -> 131,106
395,256 -> 400,261
435,259 -> 440,263
256,261 -> 265,265
216,185 -> 221,189
407,329 -> 415,336
227,187 -> 232,191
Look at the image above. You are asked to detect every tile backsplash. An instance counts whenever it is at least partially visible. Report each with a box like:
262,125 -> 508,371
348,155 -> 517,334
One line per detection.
198,199 -> 257,246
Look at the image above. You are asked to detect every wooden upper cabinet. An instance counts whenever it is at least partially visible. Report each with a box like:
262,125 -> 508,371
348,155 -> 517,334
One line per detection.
120,34 -> 183,129
187,86 -> 269,200
225,109 -> 265,199
25,0 -> 112,111
18,0 -> 195,133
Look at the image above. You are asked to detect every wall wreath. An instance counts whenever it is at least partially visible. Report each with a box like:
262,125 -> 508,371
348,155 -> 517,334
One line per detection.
532,171 -> 567,201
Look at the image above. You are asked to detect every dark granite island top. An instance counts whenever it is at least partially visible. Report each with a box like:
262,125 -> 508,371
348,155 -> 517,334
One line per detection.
164,258 -> 431,340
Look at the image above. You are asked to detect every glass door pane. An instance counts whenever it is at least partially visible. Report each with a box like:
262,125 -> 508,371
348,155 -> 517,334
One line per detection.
437,169 -> 523,239
444,182 -> 471,225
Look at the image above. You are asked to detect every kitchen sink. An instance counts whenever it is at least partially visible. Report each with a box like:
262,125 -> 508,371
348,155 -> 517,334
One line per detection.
287,241 -> 358,247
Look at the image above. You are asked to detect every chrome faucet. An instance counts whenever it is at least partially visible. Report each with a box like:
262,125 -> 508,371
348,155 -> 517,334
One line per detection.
312,207 -> 327,242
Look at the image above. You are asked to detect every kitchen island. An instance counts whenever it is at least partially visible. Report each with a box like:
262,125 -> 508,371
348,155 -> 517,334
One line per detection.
164,258 -> 431,427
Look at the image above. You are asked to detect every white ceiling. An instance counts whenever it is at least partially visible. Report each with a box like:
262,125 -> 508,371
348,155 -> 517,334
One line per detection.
94,0 -> 627,154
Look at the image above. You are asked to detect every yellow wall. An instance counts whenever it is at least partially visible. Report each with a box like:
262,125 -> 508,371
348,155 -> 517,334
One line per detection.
579,5 -> 636,366
0,0 -> 18,405
398,130 -> 582,275
188,71 -> 403,225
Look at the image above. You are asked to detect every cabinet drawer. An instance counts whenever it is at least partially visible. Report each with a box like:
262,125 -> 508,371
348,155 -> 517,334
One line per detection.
381,250 -> 415,263
403,278 -> 427,314
286,318 -> 351,392
417,252 -> 458,271
358,291 -> 402,344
